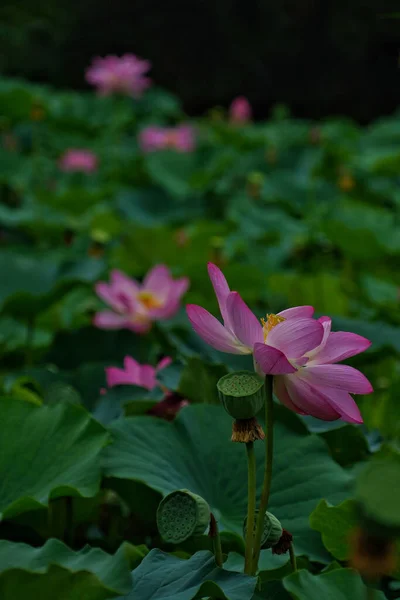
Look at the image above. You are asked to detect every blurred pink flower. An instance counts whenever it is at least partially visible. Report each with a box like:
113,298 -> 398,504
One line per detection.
229,96 -> 252,124
85,54 -> 151,97
187,263 -> 372,423
59,149 -> 98,173
105,356 -> 172,390
139,124 -> 196,153
94,266 -> 189,333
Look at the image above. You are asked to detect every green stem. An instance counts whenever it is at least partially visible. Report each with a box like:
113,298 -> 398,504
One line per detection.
209,513 -> 223,567
64,496 -> 74,547
244,441 -> 257,574
251,375 -> 274,574
289,543 -> 297,572
48,496 -> 74,546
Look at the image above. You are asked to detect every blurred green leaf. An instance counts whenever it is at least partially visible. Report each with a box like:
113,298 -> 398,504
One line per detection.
283,568 -> 385,600
309,500 -> 358,560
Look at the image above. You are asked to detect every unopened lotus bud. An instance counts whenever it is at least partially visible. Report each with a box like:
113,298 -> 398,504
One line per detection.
157,489 -> 210,544
243,510 -> 283,549
217,371 -> 265,420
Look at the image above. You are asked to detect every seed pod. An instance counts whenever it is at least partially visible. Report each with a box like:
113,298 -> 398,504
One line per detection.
157,489 -> 210,544
217,371 -> 265,420
243,510 -> 283,549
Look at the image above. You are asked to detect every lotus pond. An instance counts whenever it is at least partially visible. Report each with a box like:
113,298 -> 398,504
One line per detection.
0,59 -> 399,599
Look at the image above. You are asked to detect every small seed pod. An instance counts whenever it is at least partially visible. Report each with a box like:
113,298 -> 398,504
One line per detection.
217,371 -> 265,420
243,510 -> 283,549
157,489 -> 210,544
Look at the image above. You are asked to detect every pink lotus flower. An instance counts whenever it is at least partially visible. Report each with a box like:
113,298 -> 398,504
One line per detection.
229,96 -> 252,124
85,54 -> 151,97
103,355 -> 189,420
94,266 -> 189,333
186,263 -> 372,423
59,149 -> 98,173
139,124 -> 195,153
272,316 -> 372,423
106,356 -> 172,390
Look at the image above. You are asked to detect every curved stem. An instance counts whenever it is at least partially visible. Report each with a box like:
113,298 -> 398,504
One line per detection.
244,441 -> 257,574
251,375 -> 274,574
289,543 -> 297,572
209,513 -> 223,567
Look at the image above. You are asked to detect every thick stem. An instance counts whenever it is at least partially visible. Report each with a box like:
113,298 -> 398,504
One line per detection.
244,442 -> 257,574
209,513 -> 223,567
48,496 -> 73,545
64,496 -> 74,547
289,543 -> 297,572
251,375 -> 274,574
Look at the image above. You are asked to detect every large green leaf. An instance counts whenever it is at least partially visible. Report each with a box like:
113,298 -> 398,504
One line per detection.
0,398 -> 108,519
0,252 -> 104,317
122,549 -> 256,600
102,404 -> 353,561
320,426 -> 369,467
267,273 -> 349,316
144,151 -> 197,198
168,357 -> 228,404
283,568 -> 385,600
322,198 -> 400,259
117,187 -> 203,225
309,500 -> 358,560
0,538 -> 131,599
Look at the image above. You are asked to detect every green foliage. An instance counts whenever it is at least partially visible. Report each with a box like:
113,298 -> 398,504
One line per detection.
309,500 -> 358,560
0,398 -> 108,519
0,538 -> 132,599
126,549 -> 257,600
283,568 -> 386,600
103,404 -> 352,561
0,73 -> 399,598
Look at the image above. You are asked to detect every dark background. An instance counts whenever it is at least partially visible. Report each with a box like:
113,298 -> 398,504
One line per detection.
0,0 -> 399,122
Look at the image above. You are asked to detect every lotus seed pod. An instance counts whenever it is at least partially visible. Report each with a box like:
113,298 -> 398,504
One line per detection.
217,371 -> 265,420
157,489 -> 210,544
243,510 -> 283,549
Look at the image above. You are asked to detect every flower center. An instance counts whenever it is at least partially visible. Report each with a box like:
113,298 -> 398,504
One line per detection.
260,313 -> 285,342
165,131 -> 178,147
137,290 -> 163,310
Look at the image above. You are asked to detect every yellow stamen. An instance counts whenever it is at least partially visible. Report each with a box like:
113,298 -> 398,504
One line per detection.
261,313 -> 285,341
137,291 -> 163,310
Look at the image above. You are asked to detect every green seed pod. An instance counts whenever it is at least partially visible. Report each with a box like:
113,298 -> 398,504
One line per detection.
243,510 -> 283,549
157,489 -> 210,544
355,460 -> 400,538
217,371 -> 265,420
